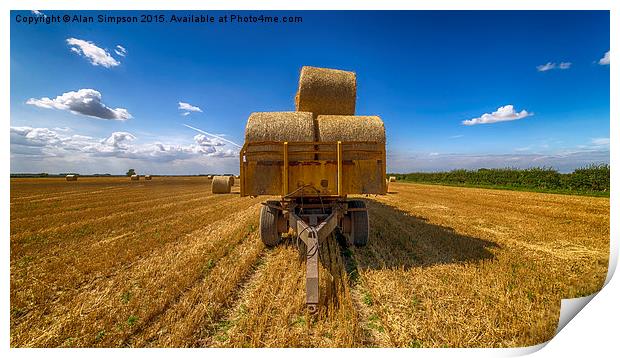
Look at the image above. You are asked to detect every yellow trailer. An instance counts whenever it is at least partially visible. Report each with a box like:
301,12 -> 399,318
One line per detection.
240,127 -> 386,312
239,66 -> 386,312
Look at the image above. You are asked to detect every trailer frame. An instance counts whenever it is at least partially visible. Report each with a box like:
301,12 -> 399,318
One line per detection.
241,139 -> 381,311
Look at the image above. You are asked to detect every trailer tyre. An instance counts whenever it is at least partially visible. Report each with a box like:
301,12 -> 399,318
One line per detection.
260,205 -> 281,247
349,200 -> 369,247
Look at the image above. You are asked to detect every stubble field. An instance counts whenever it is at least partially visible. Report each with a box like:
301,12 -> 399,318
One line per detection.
10,177 -> 609,347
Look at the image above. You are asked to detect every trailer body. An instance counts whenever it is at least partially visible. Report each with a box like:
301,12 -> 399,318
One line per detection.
240,139 -> 385,312
240,141 -> 386,197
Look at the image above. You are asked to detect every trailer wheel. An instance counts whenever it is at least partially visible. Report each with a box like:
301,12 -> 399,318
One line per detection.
348,200 -> 369,247
260,205 -> 281,247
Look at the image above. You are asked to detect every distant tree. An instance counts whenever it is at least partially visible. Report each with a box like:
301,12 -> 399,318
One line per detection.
126,169 -> 136,177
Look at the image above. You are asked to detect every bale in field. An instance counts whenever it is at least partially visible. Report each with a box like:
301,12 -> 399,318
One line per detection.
212,176 -> 232,194
228,175 -> 235,187
131,174 -> 139,181
145,175 -> 152,180
295,66 -> 356,117
245,111 -> 315,161
316,115 -> 385,160
207,175 -> 214,180
389,176 -> 396,182
65,175 -> 77,181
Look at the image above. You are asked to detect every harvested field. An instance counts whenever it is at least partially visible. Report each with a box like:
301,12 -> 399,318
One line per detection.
10,178 -> 609,347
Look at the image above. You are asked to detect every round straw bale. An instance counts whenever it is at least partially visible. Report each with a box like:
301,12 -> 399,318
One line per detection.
244,111 -> 315,161
65,174 -> 77,181
228,176 -> 235,186
207,175 -> 214,180
316,115 -> 385,160
295,66 -> 356,117
145,175 -> 152,180
212,176 -> 232,194
389,176 -> 396,182
131,174 -> 139,181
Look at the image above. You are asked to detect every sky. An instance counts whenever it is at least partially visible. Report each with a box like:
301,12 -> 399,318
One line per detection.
10,10 -> 610,174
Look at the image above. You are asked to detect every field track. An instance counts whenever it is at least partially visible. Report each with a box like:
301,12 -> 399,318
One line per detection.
10,177 -> 609,347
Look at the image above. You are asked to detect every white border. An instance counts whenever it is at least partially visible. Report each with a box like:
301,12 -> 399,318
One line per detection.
2,1 -> 616,357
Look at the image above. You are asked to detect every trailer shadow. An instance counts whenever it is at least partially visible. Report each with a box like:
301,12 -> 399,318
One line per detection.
351,199 -> 499,271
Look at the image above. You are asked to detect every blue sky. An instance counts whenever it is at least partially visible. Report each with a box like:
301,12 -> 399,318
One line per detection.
11,10 -> 610,174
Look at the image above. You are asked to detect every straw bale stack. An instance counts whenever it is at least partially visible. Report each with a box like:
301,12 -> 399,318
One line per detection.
316,115 -> 385,160
295,66 -> 356,117
245,111 -> 315,161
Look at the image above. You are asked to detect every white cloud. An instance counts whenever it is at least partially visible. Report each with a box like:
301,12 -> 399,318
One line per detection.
11,126 -> 237,166
559,62 -> 571,69
194,134 -> 225,147
66,38 -> 120,68
536,62 -> 556,72
591,137 -> 610,146
537,61 -> 571,72
103,132 -> 136,148
114,45 -> 127,57
26,89 -> 132,121
449,135 -> 464,139
178,102 -> 202,114
514,146 -> 532,152
599,51 -> 610,65
31,10 -> 46,17
462,105 -> 532,126
11,126 -> 63,147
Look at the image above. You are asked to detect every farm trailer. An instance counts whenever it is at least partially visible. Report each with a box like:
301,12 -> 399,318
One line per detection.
240,136 -> 386,312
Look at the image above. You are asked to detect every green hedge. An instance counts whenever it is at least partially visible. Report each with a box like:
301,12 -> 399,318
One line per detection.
391,164 -> 609,193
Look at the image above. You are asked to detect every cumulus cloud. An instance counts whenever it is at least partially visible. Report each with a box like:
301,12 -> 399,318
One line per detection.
536,61 -> 571,72
31,10 -> 46,17
103,132 -> 136,148
11,126 -> 63,147
178,102 -> 202,115
194,134 -> 225,147
462,105 -> 532,126
599,51 -> 610,65
10,126 -> 237,164
114,45 -> 127,57
26,89 -> 132,121
66,38 -> 120,68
